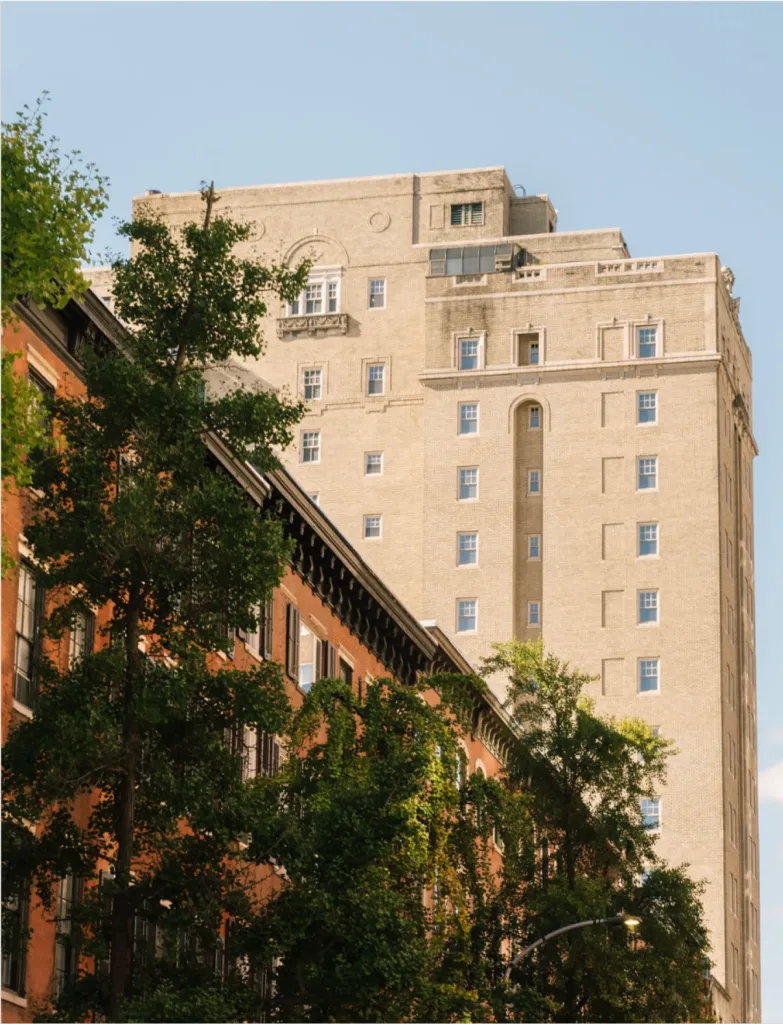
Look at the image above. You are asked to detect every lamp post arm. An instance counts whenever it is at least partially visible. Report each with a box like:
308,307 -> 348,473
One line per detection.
504,916 -> 624,983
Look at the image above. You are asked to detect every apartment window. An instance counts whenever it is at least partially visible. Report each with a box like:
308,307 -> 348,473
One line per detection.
53,873 -> 82,999
450,202 -> 483,226
285,604 -> 300,681
639,591 -> 659,625
528,470 -> 541,494
299,622 -> 320,693
301,431 -> 321,463
339,658 -> 353,686
14,563 -> 43,708
637,457 -> 658,490
459,467 -> 478,500
287,269 -> 341,316
529,405 -> 541,428
639,659 -> 660,693
367,364 -> 385,396
640,798 -> 661,830
637,392 -> 657,424
638,523 -> 659,557
242,599 -> 273,660
456,599 -> 477,633
637,326 -> 659,358
528,535 -> 541,560
363,515 -> 382,539
69,609 -> 94,669
528,601 -> 541,626
458,532 -> 478,567
1,891 -> 29,995
365,452 -> 383,475
517,332 -> 541,366
256,732 -> 281,778
458,337 -> 480,371
368,279 -> 386,309
459,403 -> 479,435
303,368 -> 322,401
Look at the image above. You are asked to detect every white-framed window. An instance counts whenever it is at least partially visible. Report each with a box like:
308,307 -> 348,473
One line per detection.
528,535 -> 541,560
528,601 -> 541,626
638,523 -> 659,557
528,470 -> 541,494
307,492 -> 320,506
458,337 -> 481,371
287,268 -> 341,316
639,658 -> 660,693
529,405 -> 541,429
365,452 -> 383,475
459,402 -> 479,435
641,797 -> 661,830
638,590 -> 659,625
458,532 -> 478,567
458,466 -> 478,500
303,367 -> 322,401
637,325 -> 659,359
367,363 -> 385,396
456,598 -> 477,633
450,202 -> 483,226
637,457 -> 658,490
368,278 -> 386,309
69,610 -> 93,669
363,515 -> 382,539
637,391 -> 657,424
301,431 -> 321,463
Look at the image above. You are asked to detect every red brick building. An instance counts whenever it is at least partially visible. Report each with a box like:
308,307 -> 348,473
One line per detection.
2,292 -> 515,1020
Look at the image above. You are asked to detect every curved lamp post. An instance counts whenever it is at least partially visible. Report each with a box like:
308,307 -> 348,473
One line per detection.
504,913 -> 641,984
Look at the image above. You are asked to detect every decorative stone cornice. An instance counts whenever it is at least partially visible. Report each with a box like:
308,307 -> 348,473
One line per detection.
276,313 -> 349,338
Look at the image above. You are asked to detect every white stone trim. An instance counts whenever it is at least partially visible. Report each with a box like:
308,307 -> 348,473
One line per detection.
425,275 -> 716,303
510,325 -> 546,367
2,989 -> 28,1008
26,345 -> 59,387
453,330 -> 486,371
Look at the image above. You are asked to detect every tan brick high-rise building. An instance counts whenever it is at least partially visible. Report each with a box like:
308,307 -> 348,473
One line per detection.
93,166 -> 760,1020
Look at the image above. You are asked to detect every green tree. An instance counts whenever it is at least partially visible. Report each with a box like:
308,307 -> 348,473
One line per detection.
243,675 -> 532,1023
2,186 -> 310,1022
485,640 -> 714,1023
1,93 -> 109,325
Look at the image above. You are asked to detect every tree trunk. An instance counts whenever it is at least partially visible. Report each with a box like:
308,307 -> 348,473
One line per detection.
107,596 -> 143,1022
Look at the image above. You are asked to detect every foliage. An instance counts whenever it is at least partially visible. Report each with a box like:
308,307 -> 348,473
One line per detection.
2,186 -> 310,1022
1,350 -> 47,575
484,640 -> 714,1023
1,93 -> 109,325
243,676 -> 532,1023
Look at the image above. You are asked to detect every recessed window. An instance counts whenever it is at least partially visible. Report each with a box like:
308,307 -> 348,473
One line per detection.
301,431 -> 321,463
639,658 -> 660,693
287,269 -> 341,316
303,368 -> 322,401
637,391 -> 657,424
456,599 -> 477,633
369,279 -> 386,309
637,326 -> 658,359
528,470 -> 541,494
517,332 -> 541,366
638,523 -> 659,557
69,610 -> 94,669
639,590 -> 659,625
14,564 -> 42,708
637,457 -> 658,490
367,364 -> 385,396
528,601 -> 541,626
459,467 -> 478,500
641,797 -> 661,830
365,452 -> 383,475
459,403 -> 479,435
459,337 -> 480,371
451,202 -> 483,226
458,532 -> 478,566
528,535 -> 541,560
363,515 -> 382,539
529,405 -> 541,429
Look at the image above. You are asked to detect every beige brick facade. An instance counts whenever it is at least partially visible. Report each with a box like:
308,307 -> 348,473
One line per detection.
94,166 -> 760,1020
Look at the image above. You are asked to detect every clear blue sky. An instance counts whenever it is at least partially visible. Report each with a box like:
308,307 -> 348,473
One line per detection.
4,0 -> 782,1016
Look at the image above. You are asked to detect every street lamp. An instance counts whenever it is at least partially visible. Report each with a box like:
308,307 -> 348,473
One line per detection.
504,913 -> 641,984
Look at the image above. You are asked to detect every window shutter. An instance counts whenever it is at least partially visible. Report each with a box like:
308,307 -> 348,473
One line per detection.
262,598 -> 274,660
286,605 -> 300,680
322,642 -> 337,679
85,612 -> 95,656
